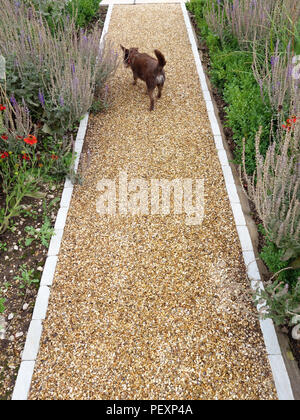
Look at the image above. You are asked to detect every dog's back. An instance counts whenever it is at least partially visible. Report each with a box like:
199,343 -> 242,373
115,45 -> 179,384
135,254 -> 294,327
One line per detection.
120,45 -> 166,110
131,52 -> 165,84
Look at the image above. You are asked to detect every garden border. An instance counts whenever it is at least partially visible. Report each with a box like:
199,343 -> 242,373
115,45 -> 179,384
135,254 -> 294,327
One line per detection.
10,4 -> 114,401
180,1 -> 294,400
11,1 -> 294,400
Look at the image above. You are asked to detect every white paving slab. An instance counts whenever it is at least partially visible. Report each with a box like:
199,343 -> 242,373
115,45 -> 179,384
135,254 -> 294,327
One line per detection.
40,256 -> 58,286
21,320 -> 43,361
11,361 -> 35,400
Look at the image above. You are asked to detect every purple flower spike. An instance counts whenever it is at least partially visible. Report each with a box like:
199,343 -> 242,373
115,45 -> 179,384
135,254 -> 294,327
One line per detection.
38,89 -> 45,107
10,94 -> 18,108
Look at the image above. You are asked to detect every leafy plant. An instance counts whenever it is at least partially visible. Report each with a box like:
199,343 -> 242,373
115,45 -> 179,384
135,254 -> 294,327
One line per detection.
0,297 -> 5,314
259,229 -> 300,285
0,241 -> 7,252
24,216 -> 54,248
0,0 -> 118,139
241,117 -> 300,263
14,264 -> 40,290
67,0 -> 101,28
254,276 -> 300,334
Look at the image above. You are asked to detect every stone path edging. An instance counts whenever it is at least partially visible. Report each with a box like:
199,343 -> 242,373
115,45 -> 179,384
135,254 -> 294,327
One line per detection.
11,1 -> 294,400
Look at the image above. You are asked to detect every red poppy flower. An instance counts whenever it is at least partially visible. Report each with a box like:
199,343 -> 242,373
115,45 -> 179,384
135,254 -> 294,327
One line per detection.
51,154 -> 58,160
23,135 -> 37,145
22,153 -> 30,161
1,134 -> 8,140
0,105 -> 6,111
0,151 -> 8,159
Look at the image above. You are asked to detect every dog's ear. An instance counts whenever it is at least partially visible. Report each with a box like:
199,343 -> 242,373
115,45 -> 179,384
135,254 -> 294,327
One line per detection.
120,44 -> 126,52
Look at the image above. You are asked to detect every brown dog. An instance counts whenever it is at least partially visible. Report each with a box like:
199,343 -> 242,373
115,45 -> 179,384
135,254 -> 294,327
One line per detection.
120,45 -> 166,111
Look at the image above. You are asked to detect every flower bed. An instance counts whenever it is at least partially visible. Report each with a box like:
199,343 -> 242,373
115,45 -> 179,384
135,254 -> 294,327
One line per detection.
187,0 -> 300,368
0,0 -> 117,399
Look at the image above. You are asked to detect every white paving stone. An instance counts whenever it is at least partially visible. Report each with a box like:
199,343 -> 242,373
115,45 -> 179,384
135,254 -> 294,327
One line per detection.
205,100 -> 214,113
21,320 -> 43,361
40,256 -> 58,286
60,186 -> 73,208
47,229 -> 64,256
213,135 -> 225,150
217,149 -> 229,165
236,225 -> 254,251
221,164 -> 235,185
242,250 -> 261,281
11,361 -> 35,400
225,183 -> 240,203
230,202 -> 246,226
32,286 -> 50,320
260,318 -> 282,355
268,355 -> 294,400
54,206 -> 69,230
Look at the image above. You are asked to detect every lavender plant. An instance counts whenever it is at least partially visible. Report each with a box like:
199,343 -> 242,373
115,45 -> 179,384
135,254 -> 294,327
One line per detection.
254,276 -> 300,339
205,0 -> 300,51
252,37 -> 300,116
0,0 -> 118,137
240,97 -> 300,263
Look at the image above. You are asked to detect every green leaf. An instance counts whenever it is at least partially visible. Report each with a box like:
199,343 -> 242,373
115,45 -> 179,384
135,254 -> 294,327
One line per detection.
42,124 -> 53,135
24,191 -> 46,199
280,248 -> 296,262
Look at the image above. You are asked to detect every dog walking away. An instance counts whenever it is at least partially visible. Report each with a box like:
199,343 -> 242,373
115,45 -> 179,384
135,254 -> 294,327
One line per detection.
120,45 -> 166,111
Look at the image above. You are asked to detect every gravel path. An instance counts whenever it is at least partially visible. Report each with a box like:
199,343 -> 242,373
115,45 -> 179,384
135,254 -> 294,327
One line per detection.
28,4 -> 277,400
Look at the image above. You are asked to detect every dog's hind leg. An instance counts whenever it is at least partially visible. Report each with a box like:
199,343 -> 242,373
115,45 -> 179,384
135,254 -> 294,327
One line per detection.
132,71 -> 138,85
147,88 -> 155,111
157,83 -> 163,99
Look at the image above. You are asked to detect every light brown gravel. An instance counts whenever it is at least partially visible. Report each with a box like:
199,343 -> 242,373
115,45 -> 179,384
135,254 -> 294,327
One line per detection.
28,4 -> 277,400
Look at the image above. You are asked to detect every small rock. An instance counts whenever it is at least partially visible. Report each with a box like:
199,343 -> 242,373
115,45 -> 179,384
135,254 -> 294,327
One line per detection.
13,245 -> 18,251
22,303 -> 29,311
0,316 -> 7,340
15,331 -> 24,338
8,313 -> 14,320
37,266 -> 44,272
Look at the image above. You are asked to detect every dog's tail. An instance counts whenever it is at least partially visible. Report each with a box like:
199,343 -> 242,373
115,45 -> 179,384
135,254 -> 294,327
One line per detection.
154,50 -> 166,71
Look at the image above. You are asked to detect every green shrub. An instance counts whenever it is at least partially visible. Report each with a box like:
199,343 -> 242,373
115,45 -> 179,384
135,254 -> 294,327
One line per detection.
254,277 -> 300,328
260,235 -> 300,286
222,68 -> 272,173
188,0 -> 272,174
67,0 -> 101,28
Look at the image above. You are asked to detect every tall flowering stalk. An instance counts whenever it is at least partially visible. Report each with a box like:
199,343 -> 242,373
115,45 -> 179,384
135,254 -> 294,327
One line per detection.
204,0 -> 300,50
252,37 -> 300,116
0,0 -> 119,135
241,98 -> 300,262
